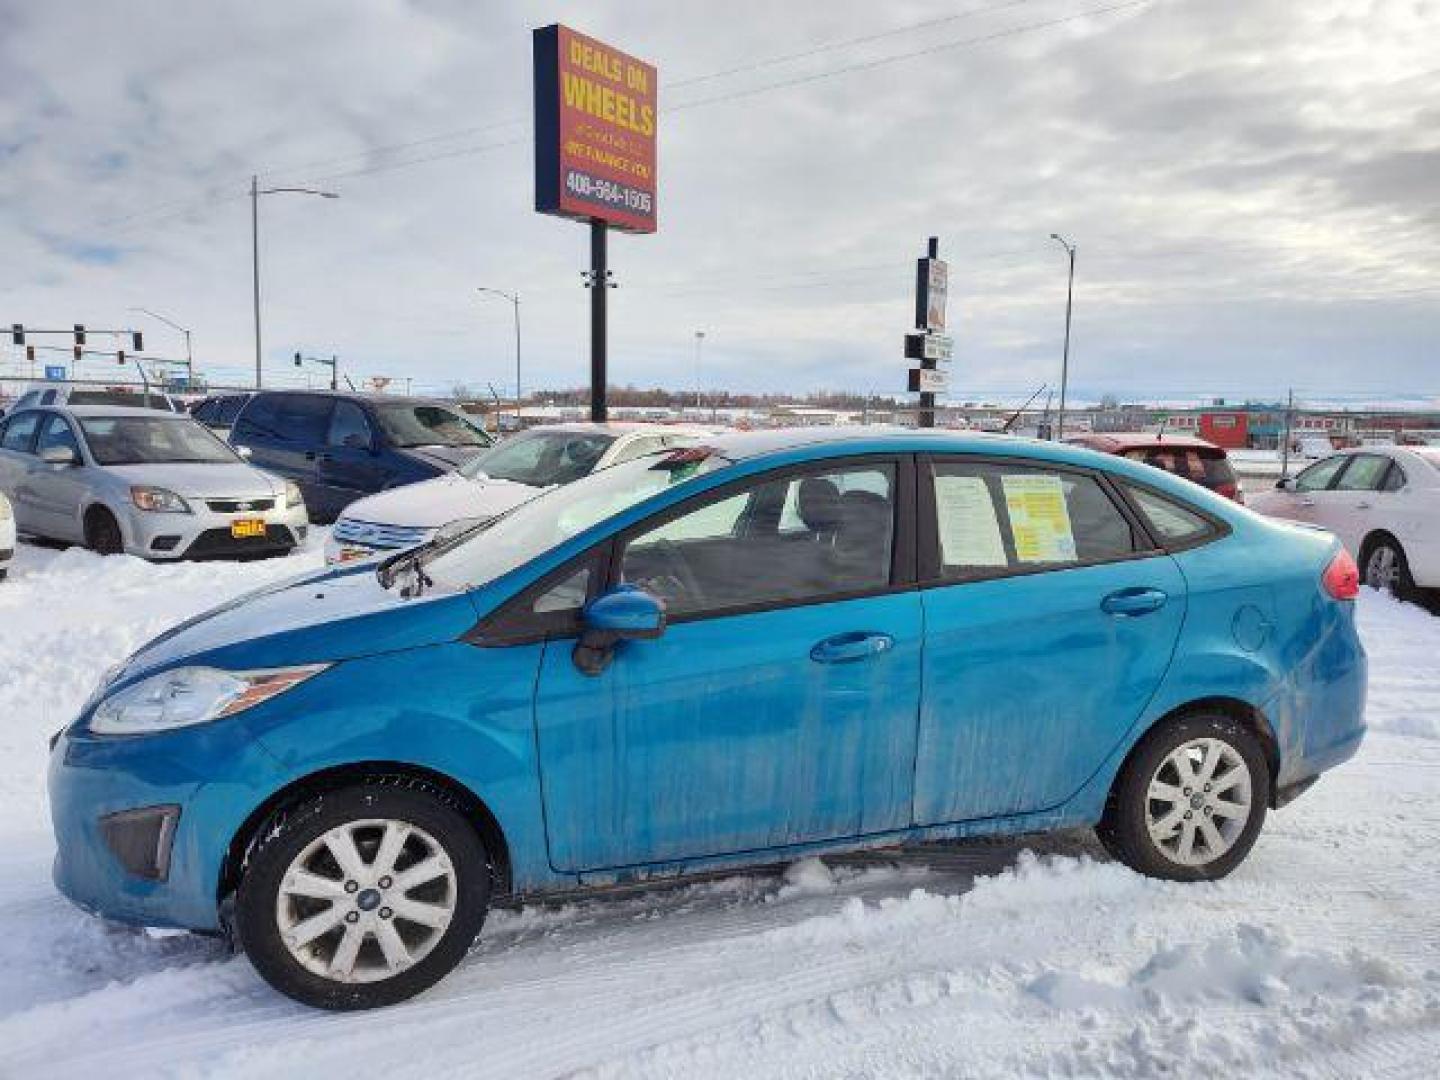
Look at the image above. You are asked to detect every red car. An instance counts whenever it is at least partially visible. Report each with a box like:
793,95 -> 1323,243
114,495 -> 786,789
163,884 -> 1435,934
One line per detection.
1066,432 -> 1244,503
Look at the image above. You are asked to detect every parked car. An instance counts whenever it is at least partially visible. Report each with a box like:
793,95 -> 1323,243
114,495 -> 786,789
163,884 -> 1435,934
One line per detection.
6,384 -> 182,414
326,422 -> 712,564
0,490 -> 13,580
0,404 -> 308,559
229,391 -> 494,523
1248,445 -> 1440,600
1066,432 -> 1243,502
189,392 -> 254,440
49,428 -> 1366,1009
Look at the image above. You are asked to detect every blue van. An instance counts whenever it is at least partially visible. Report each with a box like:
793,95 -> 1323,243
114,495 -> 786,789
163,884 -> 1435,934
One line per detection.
48,429 -> 1366,1009
229,391 -> 493,522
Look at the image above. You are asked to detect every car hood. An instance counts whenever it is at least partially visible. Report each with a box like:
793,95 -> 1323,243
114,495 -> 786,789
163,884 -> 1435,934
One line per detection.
397,444 -> 487,472
104,562 -> 479,689
104,461 -> 281,499
341,472 -> 541,529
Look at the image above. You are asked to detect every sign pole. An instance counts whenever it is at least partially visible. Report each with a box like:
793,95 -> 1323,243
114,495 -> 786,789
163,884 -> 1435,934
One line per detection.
590,220 -> 608,422
917,238 -> 938,428
908,237 -> 948,428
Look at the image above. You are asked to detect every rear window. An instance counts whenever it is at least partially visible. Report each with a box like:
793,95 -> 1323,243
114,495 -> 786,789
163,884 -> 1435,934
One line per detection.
68,390 -> 171,410
1123,485 -> 1218,547
1124,446 -> 1235,490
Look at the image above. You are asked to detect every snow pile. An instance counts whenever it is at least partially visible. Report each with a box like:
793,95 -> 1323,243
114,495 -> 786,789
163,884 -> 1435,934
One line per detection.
1358,587 -> 1440,740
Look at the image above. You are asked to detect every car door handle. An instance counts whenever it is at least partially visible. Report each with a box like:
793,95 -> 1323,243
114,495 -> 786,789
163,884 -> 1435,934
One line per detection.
1299,497 -> 1316,507
810,631 -> 894,664
1101,588 -> 1169,617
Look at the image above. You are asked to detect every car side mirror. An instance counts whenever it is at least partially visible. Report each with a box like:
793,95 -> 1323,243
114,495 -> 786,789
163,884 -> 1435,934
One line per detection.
573,586 -> 666,676
40,445 -> 79,466
1275,476 -> 1295,491
235,445 -> 253,459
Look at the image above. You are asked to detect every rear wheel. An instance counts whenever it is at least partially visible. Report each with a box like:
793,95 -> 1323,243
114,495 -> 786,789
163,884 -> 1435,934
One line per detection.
236,783 -> 492,1010
1359,535 -> 1416,602
84,507 -> 124,555
1097,713 -> 1269,881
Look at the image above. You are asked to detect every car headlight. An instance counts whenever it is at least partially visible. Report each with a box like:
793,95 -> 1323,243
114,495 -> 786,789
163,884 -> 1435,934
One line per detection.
284,480 -> 304,509
131,486 -> 191,513
90,664 -> 328,736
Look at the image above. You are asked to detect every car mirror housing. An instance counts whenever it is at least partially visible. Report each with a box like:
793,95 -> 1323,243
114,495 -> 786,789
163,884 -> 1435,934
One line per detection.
1275,476 -> 1296,491
40,445 -> 79,466
573,586 -> 666,676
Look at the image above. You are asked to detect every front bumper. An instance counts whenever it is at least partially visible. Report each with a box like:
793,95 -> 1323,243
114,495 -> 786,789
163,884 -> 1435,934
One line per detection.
122,499 -> 310,561
48,722 -> 287,932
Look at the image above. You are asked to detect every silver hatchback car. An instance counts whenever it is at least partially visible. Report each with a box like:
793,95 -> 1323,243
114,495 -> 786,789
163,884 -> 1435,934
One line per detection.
0,405 -> 309,559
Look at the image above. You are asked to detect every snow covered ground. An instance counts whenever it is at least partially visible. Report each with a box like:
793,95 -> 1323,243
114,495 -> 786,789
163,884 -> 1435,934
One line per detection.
1,537 -> 1438,1078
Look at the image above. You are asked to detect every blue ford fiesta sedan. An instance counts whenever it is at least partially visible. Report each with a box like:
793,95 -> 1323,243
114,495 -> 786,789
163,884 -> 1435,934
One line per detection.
48,428 -> 1367,1009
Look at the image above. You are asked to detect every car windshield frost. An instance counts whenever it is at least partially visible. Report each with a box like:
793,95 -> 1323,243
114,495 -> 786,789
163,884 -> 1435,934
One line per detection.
79,417 -> 239,465
460,430 -> 617,487
424,449 -> 729,592
372,404 -> 490,448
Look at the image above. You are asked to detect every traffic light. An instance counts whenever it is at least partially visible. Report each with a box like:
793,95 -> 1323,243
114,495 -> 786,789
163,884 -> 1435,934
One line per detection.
10,324 -> 22,346
117,350 -> 126,365
294,351 -> 303,366
73,345 -> 82,362
74,324 -> 86,346
26,345 -> 35,364
131,331 -> 143,352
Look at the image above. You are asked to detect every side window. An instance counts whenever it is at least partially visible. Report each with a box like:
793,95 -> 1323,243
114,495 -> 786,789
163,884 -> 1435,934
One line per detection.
533,565 -> 591,614
1,411 -> 41,453
479,558 -> 598,642
41,390 -> 57,405
327,401 -> 373,448
1334,454 -> 1391,492
620,463 -> 896,617
271,395 -> 334,444
1123,485 -> 1217,547
1379,462 -> 1406,492
929,461 -> 1139,581
231,394 -> 280,441
1294,456 -> 1347,492
191,399 -> 215,422
37,414 -> 81,459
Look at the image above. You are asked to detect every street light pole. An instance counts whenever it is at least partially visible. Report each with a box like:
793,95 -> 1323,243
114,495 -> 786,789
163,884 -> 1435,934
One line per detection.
694,330 -> 705,412
251,175 -> 339,390
129,306 -> 194,387
1049,233 -> 1076,440
477,287 -> 522,426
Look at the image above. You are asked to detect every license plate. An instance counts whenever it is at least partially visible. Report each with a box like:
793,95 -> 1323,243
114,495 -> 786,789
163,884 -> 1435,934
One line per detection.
338,546 -> 372,563
231,519 -> 267,539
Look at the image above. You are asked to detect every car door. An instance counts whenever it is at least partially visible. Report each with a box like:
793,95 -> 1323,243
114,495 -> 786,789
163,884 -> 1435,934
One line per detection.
1264,454 -> 1351,527
533,456 -> 923,873
28,413 -> 90,541
316,400 -> 385,515
232,393 -> 334,514
0,410 -> 43,531
912,456 -> 1187,824
1323,453 -> 1394,556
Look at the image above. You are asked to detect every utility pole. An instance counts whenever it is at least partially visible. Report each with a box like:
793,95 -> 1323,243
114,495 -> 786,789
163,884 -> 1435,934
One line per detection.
1280,387 -> 1295,479
251,176 -> 339,389
1050,233 -> 1076,440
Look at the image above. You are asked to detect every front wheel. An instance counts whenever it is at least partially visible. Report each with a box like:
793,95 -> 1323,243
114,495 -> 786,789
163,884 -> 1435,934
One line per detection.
1097,713 -> 1270,881
235,783 -> 492,1010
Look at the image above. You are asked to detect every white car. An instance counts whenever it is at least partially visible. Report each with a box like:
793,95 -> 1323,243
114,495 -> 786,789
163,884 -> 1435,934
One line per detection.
0,490 -> 14,580
325,423 -> 714,564
1248,445 -> 1440,599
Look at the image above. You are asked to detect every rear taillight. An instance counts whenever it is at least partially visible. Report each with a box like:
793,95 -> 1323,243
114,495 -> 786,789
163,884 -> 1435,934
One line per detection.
1322,548 -> 1360,601
1215,481 -> 1243,503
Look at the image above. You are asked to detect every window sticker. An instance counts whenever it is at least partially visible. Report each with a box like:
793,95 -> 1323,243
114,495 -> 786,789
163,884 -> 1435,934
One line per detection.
1001,474 -> 1078,563
935,475 -> 1008,567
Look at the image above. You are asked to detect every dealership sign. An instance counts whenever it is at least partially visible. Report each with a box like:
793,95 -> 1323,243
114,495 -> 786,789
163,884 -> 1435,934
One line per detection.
533,24 -> 658,234
904,330 -> 953,363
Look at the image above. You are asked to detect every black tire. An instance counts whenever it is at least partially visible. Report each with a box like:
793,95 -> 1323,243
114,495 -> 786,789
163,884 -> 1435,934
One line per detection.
84,507 -> 125,555
235,783 -> 492,1010
1359,534 -> 1417,602
1096,712 -> 1270,882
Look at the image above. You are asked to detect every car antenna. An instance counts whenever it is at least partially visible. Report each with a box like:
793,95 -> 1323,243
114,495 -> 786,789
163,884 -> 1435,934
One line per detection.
1002,384 -> 1048,434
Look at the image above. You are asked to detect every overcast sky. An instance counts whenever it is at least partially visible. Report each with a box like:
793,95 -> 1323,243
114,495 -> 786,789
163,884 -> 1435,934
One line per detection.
1,0 -> 1436,407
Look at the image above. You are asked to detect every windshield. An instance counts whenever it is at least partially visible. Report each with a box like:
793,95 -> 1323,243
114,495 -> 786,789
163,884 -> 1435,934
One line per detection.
425,449 -> 729,592
80,416 -> 239,465
461,429 -> 617,487
372,403 -> 491,448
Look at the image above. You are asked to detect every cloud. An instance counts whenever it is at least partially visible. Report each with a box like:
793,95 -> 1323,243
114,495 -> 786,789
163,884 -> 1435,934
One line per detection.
0,0 -> 1436,406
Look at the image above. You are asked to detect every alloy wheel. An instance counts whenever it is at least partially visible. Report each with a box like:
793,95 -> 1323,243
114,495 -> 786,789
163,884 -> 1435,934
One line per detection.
1144,738 -> 1252,867
1365,544 -> 1398,591
274,818 -> 457,984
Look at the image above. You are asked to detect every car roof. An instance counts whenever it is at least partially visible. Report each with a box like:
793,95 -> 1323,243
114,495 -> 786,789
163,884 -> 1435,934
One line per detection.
253,389 -> 449,406
701,425 -> 1028,459
522,421 -> 716,436
1068,431 -> 1225,453
57,404 -> 191,419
